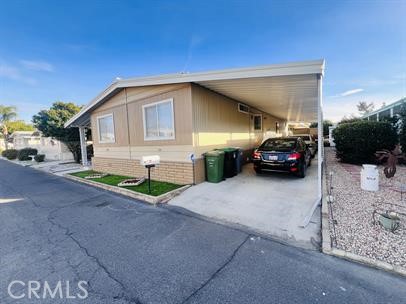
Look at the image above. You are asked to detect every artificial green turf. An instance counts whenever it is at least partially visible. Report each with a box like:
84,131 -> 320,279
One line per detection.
70,170 -> 182,196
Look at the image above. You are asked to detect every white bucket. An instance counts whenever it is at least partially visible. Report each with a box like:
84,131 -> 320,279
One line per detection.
360,164 -> 379,191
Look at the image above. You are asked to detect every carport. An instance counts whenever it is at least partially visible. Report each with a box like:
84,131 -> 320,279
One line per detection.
170,60 -> 325,248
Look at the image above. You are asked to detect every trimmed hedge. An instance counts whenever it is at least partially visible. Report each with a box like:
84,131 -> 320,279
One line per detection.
17,148 -> 38,161
1,149 -> 18,160
333,121 -> 398,164
34,154 -> 45,162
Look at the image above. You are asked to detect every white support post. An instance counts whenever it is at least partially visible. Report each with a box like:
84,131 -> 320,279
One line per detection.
317,74 -> 323,201
390,108 -> 394,118
300,73 -> 324,228
79,126 -> 88,167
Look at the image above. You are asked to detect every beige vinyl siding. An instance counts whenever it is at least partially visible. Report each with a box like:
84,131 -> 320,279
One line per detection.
95,90 -> 127,112
191,84 -> 251,156
126,84 -> 193,146
91,83 -> 194,161
91,104 -> 129,147
190,84 -> 284,157
93,145 -> 194,162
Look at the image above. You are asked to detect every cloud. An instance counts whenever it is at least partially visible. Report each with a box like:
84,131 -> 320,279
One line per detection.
0,65 -> 20,79
183,35 -> 204,72
20,60 -> 54,72
0,64 -> 37,85
324,93 -> 403,122
340,88 -> 364,97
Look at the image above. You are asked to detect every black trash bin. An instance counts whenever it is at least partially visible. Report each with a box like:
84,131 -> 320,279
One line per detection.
235,148 -> 243,173
216,148 -> 238,178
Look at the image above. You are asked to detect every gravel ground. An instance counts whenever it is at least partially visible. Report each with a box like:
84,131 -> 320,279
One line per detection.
325,147 -> 406,268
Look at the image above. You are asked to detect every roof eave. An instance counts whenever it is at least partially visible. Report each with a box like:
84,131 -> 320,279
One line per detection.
64,59 -> 325,128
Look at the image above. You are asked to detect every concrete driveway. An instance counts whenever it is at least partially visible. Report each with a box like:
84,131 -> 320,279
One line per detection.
1,159 -> 405,304
170,161 -> 319,249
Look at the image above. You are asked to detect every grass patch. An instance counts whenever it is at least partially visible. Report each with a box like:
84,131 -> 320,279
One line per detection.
70,170 -> 183,196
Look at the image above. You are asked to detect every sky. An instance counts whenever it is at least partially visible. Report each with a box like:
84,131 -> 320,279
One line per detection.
0,0 -> 405,123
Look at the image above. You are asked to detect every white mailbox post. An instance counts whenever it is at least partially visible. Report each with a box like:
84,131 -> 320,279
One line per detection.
140,155 -> 160,194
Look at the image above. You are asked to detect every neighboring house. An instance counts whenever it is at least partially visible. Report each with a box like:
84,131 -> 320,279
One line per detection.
362,97 -> 405,121
65,60 -> 325,186
9,131 -> 73,161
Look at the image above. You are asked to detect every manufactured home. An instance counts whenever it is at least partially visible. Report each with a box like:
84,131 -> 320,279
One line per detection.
65,60 -> 325,193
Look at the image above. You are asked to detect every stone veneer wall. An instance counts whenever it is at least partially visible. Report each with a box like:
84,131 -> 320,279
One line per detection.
92,157 -> 194,185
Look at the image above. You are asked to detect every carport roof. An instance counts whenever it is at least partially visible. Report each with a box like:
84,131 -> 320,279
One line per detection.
65,59 -> 325,128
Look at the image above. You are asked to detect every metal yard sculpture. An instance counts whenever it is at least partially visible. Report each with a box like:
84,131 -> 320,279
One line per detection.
375,145 -> 405,178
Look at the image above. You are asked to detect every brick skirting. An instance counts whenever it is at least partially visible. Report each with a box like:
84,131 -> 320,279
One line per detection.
92,157 -> 194,185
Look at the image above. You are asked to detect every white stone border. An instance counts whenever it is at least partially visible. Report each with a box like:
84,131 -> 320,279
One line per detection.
321,187 -> 406,277
64,174 -> 190,205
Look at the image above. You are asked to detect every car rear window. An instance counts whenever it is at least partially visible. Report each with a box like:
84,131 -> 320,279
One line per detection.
261,139 -> 297,151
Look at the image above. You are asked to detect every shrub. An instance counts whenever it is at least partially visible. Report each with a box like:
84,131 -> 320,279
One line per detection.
17,148 -> 38,161
2,149 -> 18,160
333,121 -> 398,164
34,154 -> 45,162
399,106 -> 406,153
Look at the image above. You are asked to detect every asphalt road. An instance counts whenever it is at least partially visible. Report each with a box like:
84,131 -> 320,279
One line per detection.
0,159 -> 405,304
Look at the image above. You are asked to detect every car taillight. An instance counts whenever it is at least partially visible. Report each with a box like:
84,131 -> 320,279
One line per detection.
287,152 -> 301,160
252,151 -> 262,159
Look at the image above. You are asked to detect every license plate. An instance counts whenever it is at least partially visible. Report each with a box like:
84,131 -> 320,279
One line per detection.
269,155 -> 278,160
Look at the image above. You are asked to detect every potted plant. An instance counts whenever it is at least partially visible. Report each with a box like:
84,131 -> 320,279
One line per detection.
378,211 -> 400,232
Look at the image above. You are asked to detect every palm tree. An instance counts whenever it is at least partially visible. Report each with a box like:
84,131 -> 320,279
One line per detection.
0,105 -> 17,149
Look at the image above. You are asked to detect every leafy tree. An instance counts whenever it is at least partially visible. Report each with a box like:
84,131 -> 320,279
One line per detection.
338,115 -> 363,125
309,120 -> 333,136
0,105 -> 17,149
6,120 -> 35,133
356,101 -> 375,115
32,102 -> 83,162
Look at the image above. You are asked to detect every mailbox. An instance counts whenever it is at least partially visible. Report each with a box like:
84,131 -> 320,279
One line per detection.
140,155 -> 160,195
140,155 -> 160,166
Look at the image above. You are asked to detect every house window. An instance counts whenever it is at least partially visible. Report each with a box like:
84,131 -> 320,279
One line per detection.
143,99 -> 175,140
253,114 -> 262,131
97,113 -> 115,143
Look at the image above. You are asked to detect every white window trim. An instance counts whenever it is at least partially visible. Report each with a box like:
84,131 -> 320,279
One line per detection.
97,113 -> 116,144
253,114 -> 263,131
142,98 -> 175,141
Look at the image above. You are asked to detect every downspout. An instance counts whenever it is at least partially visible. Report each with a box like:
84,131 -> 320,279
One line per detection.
124,88 -> 132,160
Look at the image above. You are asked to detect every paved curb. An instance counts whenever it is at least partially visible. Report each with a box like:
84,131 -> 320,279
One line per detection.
64,174 -> 191,205
321,178 -> 406,277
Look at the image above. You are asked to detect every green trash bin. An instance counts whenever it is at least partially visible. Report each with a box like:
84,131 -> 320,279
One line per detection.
204,150 -> 225,183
